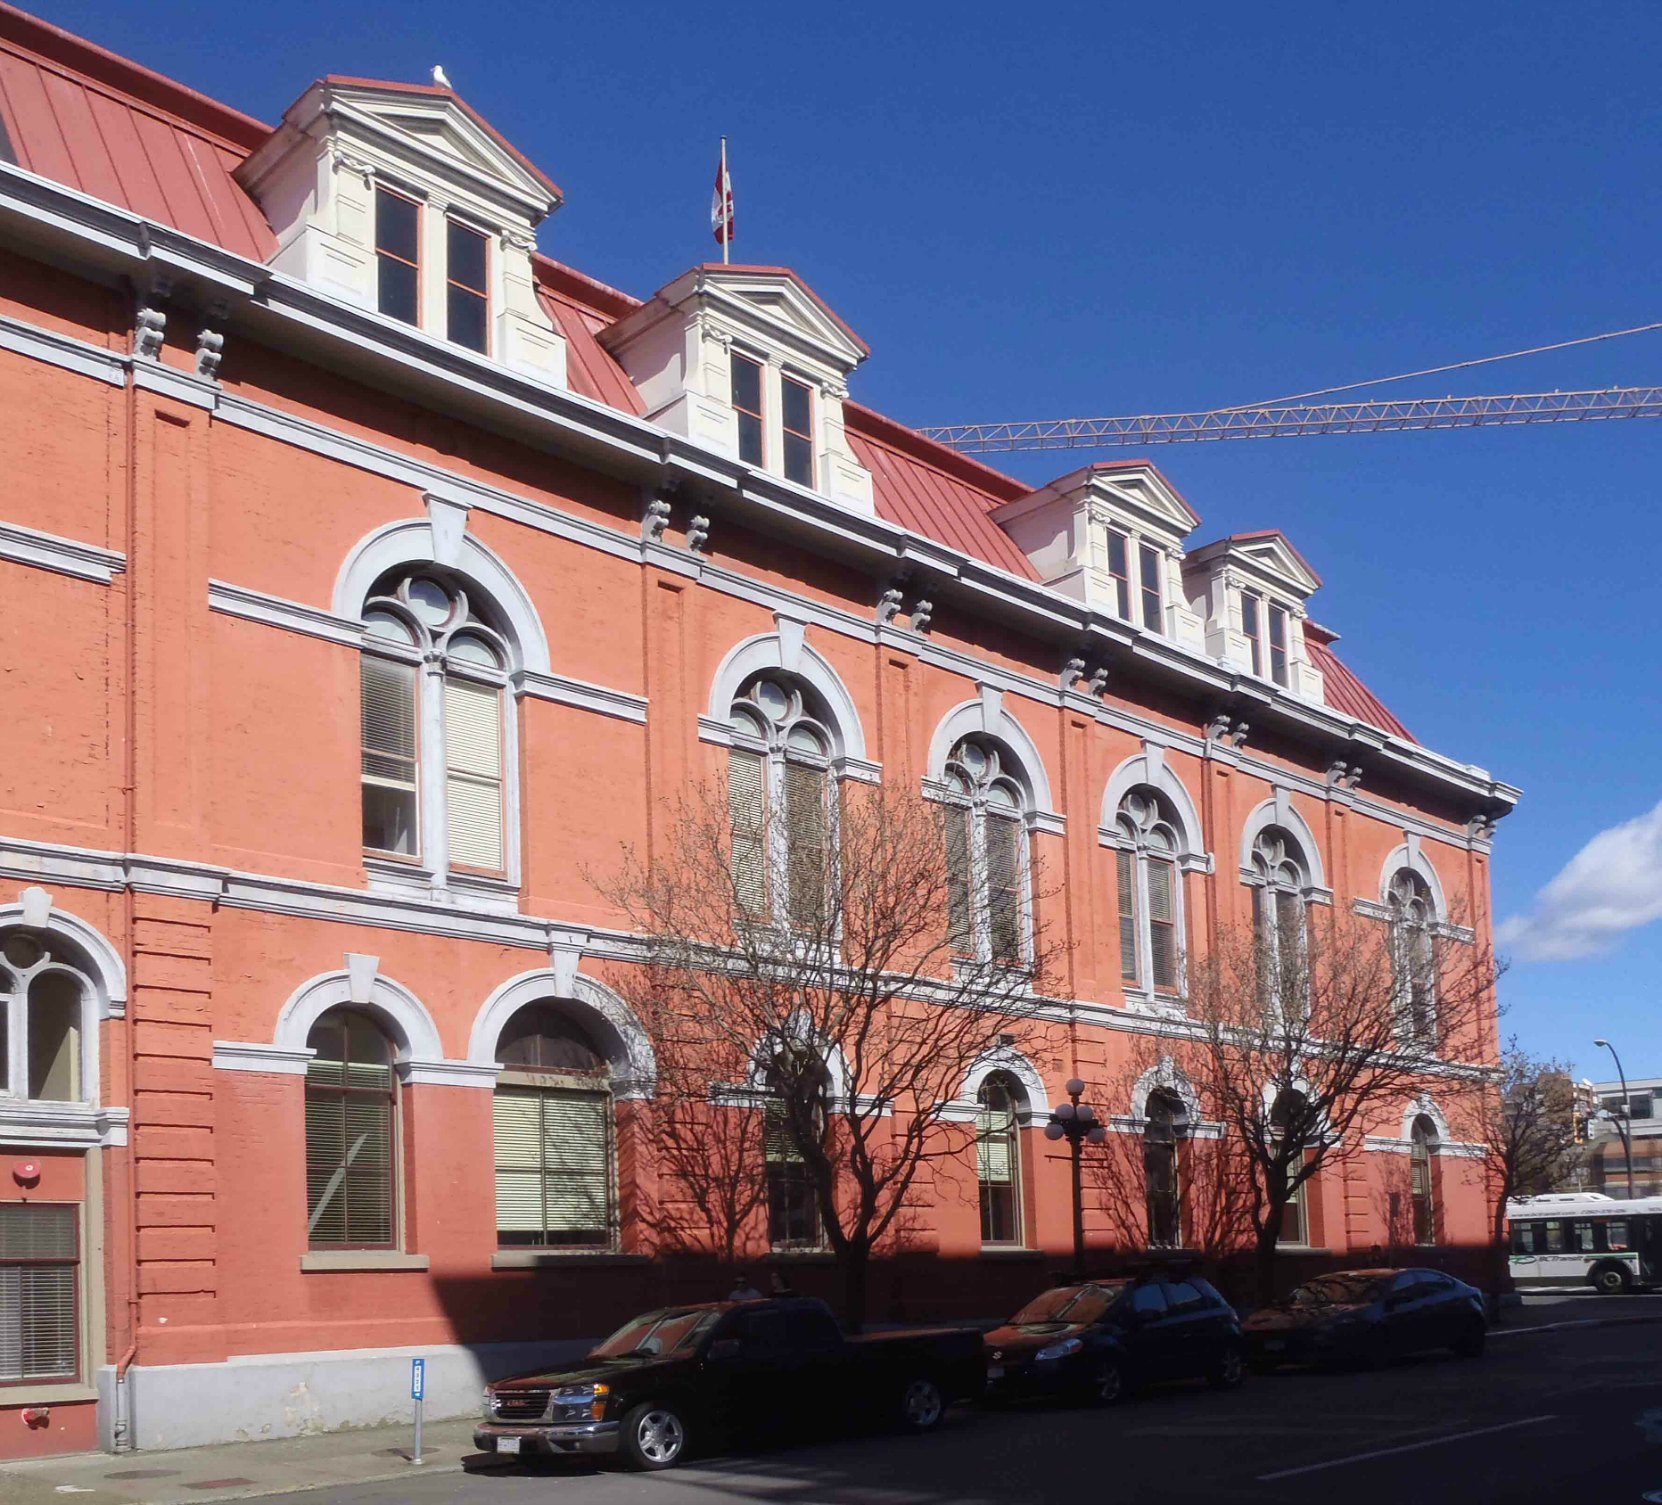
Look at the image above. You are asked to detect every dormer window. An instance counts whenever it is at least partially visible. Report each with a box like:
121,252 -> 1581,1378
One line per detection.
375,186 -> 420,326
241,78 -> 566,384
1138,542 -> 1163,633
781,375 -> 815,487
1241,590 -> 1291,687
446,218 -> 489,354
731,352 -> 765,466
1107,530 -> 1131,617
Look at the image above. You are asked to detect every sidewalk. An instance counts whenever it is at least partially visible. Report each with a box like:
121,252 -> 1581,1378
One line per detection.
0,1415 -> 486,1505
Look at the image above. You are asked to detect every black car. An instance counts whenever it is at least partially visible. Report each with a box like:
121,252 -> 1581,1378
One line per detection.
982,1274 -> 1246,1404
1242,1267 -> 1487,1370
475,1297 -> 985,1471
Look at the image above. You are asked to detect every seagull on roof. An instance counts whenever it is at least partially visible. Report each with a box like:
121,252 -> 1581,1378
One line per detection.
432,65 -> 453,89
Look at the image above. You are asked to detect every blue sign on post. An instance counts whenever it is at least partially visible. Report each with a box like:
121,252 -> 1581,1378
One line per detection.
411,1357 -> 425,1400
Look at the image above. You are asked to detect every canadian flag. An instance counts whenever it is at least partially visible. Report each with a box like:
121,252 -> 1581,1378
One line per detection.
711,147 -> 734,250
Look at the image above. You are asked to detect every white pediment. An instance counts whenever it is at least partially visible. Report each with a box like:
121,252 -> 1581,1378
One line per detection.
1221,532 -> 1322,597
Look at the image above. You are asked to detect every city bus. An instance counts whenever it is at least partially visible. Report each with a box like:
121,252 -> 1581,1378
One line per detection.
1506,1192 -> 1662,1293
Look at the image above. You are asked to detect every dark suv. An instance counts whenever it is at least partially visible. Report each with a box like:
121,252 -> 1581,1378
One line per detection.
982,1274 -> 1246,1404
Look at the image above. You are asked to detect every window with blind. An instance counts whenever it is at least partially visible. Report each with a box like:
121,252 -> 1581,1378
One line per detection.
2,932 -> 89,1104
1112,789 -> 1186,999
940,737 -> 1030,966
976,1075 -> 1022,1246
444,676 -> 504,871
305,1010 -> 397,1249
1410,1115 -> 1438,1245
727,676 -> 837,930
360,572 -> 512,880
493,1006 -> 615,1249
1143,1090 -> 1184,1248
0,1203 -> 79,1383
1387,870 -> 1438,1046
765,1103 -> 821,1250
361,657 -> 418,856
1249,827 -> 1310,1015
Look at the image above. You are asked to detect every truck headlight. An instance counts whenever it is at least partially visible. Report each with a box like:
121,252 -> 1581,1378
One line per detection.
1034,1338 -> 1083,1362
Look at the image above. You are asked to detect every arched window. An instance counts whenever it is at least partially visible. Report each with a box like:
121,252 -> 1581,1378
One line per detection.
976,1073 -> 1024,1246
1,932 -> 88,1103
360,570 -> 512,877
305,1009 -> 398,1249
1410,1114 -> 1438,1245
1113,789 -> 1185,996
1387,871 -> 1437,1045
1249,827 -> 1311,1013
941,737 -> 1028,965
493,1005 -> 616,1250
1270,1088 -> 1312,1247
1144,1089 -> 1187,1248
759,1040 -> 829,1250
727,675 -> 835,928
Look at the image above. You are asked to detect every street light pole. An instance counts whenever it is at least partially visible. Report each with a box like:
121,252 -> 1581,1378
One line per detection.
1044,1077 -> 1107,1282
1593,1038 -> 1635,1199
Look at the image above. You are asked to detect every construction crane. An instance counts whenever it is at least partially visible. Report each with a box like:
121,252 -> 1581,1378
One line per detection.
918,385 -> 1662,454
916,321 -> 1662,454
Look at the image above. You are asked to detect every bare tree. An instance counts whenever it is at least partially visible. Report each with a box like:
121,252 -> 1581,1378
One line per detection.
1456,1038 -> 1579,1292
1180,902 -> 1499,1303
1081,1050 -> 1259,1261
599,777 -> 1066,1328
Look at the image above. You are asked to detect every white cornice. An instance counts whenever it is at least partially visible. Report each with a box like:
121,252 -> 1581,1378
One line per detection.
0,518 -> 125,584
0,163 -> 1518,821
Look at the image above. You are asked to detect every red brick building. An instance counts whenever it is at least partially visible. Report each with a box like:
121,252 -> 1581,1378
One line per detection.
0,4 -> 1516,1457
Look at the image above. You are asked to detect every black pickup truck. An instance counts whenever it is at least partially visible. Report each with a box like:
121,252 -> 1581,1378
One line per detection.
475,1296 -> 985,1470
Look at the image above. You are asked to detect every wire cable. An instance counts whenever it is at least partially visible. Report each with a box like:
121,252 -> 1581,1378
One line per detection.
1222,320 -> 1662,410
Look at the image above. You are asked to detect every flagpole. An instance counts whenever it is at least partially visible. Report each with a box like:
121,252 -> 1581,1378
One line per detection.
720,136 -> 730,264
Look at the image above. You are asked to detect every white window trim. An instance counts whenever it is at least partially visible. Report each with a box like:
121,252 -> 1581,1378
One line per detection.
933,760 -> 1035,971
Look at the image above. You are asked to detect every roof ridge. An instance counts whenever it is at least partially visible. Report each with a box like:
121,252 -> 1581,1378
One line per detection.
0,1 -> 270,151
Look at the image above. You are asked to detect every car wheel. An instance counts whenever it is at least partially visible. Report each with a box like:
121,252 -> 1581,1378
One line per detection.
1208,1346 -> 1247,1390
1085,1358 -> 1126,1406
898,1377 -> 945,1432
1593,1265 -> 1631,1296
1451,1323 -> 1486,1359
620,1403 -> 688,1471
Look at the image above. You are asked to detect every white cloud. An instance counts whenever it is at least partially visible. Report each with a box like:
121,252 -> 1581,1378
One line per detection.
1498,799 -> 1662,962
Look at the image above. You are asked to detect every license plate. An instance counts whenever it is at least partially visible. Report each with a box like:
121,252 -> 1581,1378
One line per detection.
497,1436 -> 521,1455
987,1365 -> 1004,1380
1263,1340 -> 1285,1352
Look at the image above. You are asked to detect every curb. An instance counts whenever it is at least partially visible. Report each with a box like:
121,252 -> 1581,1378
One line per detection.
1491,1311 -> 1662,1337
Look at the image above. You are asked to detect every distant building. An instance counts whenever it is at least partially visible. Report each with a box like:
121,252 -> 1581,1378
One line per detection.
1585,1075 -> 1662,1197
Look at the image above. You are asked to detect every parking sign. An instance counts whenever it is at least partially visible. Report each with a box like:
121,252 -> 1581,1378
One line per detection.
411,1357 -> 425,1400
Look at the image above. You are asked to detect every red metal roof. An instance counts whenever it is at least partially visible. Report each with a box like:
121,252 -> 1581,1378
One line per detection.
1304,624 -> 1414,742
534,258 -> 645,417
0,2 -> 275,261
844,402 -> 1038,580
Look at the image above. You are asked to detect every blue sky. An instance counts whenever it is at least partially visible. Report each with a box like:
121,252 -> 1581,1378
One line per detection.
32,0 -> 1662,1078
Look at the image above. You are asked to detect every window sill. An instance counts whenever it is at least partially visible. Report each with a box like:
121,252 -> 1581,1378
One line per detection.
766,1250 -> 836,1263
0,1381 -> 99,1404
1274,1245 -> 1333,1257
491,1250 -> 647,1270
301,1251 -> 430,1273
979,1246 -> 1045,1260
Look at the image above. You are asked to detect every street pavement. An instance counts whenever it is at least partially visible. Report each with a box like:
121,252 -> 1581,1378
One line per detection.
4,1293 -> 1657,1505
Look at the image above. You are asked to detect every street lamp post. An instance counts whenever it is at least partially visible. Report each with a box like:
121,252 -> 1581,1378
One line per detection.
1593,1038 -> 1635,1199
1044,1077 -> 1108,1281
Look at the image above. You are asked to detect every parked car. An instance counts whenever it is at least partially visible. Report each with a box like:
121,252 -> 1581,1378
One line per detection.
475,1296 -> 985,1471
1242,1267 -> 1487,1370
982,1274 -> 1247,1404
